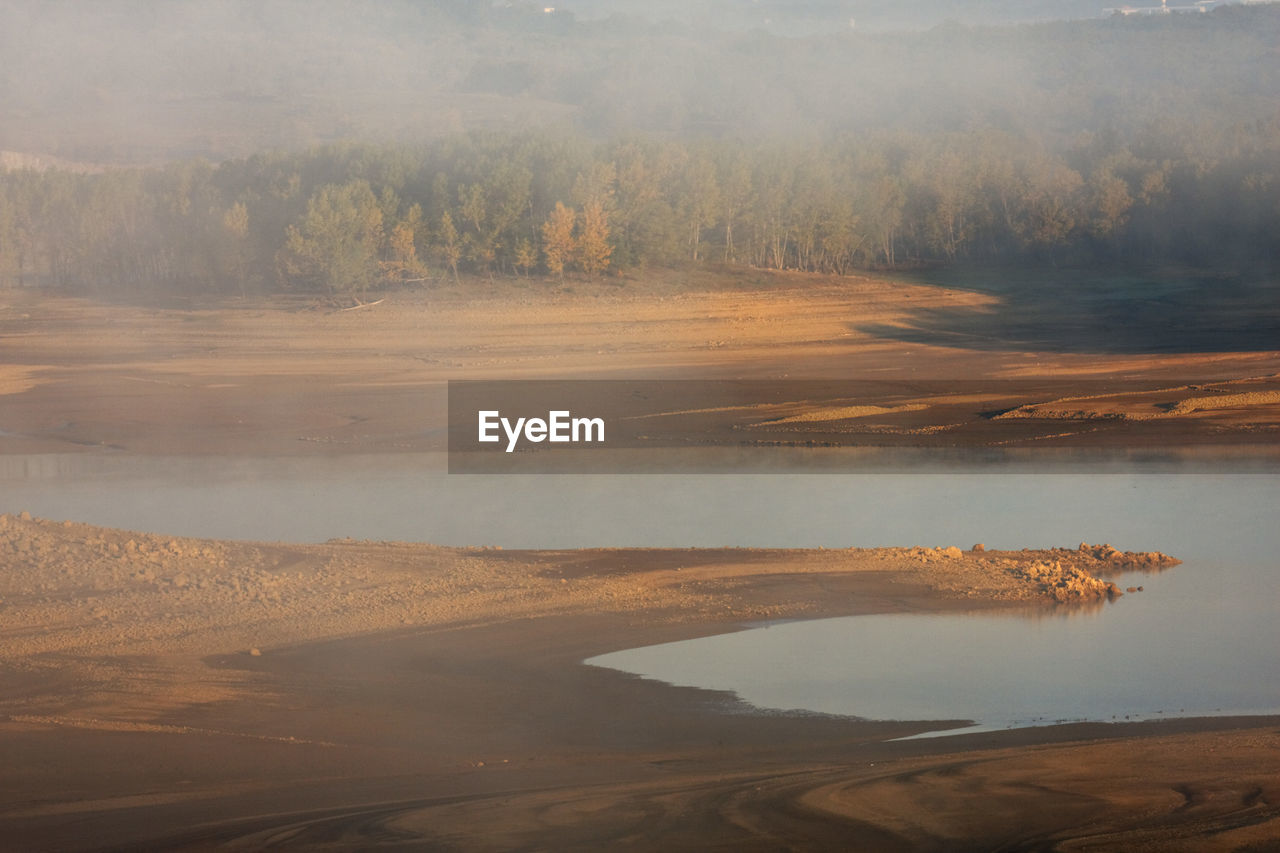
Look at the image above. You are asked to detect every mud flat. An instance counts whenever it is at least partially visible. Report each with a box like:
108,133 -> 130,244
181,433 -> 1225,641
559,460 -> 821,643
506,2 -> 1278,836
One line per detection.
3,514 -> 1277,851
3,275 -> 1279,849
3,276 -> 1280,456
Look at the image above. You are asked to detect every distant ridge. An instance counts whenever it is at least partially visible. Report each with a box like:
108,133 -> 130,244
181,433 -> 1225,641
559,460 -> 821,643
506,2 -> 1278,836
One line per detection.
0,150 -> 104,174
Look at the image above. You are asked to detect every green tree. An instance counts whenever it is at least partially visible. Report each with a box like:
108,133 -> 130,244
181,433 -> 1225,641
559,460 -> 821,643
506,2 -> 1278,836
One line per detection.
714,147 -> 753,264
678,151 -> 719,262
606,142 -> 683,268
221,201 -> 252,297
0,187 -> 15,288
514,237 -> 537,277
919,150 -> 974,261
277,181 -> 384,296
457,182 -> 495,274
867,176 -> 904,266
1019,162 -> 1083,253
435,210 -> 461,283
1088,169 -> 1132,244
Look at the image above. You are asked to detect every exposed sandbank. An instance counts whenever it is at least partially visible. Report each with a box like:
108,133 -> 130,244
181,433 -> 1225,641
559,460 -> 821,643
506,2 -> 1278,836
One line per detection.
6,515 -> 1274,852
2,277 -> 1280,457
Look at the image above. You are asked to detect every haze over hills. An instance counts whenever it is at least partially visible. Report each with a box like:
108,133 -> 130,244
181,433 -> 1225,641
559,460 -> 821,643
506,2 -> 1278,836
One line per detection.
556,0 -> 1257,33
1,0 -> 1277,163
1,0 -> 1278,296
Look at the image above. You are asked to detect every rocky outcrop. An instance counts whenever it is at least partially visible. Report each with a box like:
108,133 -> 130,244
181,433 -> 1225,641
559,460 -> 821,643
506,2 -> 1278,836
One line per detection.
1076,542 -> 1181,572
1014,560 -> 1123,602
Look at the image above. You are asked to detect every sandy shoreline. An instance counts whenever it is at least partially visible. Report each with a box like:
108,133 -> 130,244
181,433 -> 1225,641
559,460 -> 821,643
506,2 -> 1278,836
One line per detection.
3,514 -> 1277,850
3,278 -> 1280,457
3,275 -> 1279,849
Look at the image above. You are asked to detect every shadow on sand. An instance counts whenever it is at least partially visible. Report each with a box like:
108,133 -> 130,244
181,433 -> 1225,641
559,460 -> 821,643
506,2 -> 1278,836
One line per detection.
854,268 -> 1280,355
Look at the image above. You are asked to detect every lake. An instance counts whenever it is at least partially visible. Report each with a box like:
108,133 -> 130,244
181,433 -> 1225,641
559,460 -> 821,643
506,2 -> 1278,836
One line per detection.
3,450 -> 1277,734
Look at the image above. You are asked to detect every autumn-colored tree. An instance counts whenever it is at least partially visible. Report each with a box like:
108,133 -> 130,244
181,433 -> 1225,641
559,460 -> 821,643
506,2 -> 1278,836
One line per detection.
382,203 -> 427,283
541,202 -> 576,278
576,199 -> 612,276
7,95 -> 1280,298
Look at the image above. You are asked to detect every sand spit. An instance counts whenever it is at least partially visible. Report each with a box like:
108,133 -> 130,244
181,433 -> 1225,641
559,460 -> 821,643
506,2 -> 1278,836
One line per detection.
7,516 -> 1280,853
0,514 -> 1176,663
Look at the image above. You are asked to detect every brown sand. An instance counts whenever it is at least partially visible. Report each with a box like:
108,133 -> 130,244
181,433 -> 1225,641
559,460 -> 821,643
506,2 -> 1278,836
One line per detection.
3,273 -> 1279,849
2,274 -> 1280,455
5,514 -> 1276,852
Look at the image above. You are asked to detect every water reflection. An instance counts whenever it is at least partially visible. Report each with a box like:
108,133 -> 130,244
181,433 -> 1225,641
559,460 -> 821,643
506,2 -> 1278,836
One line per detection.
1,452 -> 1278,557
588,586 -> 1280,735
3,450 -> 1278,731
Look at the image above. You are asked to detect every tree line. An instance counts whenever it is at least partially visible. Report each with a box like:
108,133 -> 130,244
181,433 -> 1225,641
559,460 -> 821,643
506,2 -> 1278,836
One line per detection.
2,124 -> 1278,297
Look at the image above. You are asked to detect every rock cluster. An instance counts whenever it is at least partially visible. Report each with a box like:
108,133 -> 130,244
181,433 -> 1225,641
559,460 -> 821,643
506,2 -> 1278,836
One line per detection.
1076,543 -> 1180,571
1015,560 -> 1123,602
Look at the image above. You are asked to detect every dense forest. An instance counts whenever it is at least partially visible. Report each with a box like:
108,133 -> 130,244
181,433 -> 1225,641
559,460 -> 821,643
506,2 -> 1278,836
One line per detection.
3,123 -> 1276,296
1,2 -> 1278,296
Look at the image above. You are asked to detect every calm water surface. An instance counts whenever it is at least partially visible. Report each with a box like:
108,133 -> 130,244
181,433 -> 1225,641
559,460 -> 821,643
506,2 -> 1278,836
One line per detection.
3,450 -> 1277,734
